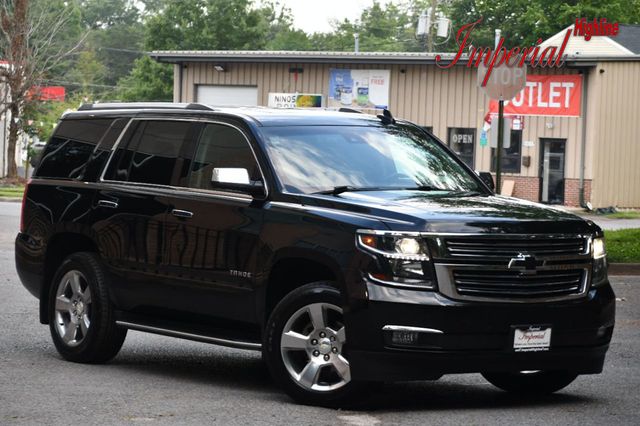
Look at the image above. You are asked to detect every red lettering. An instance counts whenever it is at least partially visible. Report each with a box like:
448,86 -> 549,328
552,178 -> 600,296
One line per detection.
436,18 -> 481,69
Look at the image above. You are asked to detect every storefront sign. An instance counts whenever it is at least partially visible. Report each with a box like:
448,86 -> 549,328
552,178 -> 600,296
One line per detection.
439,18 -> 618,87
27,86 -> 65,101
267,93 -> 322,108
488,75 -> 582,117
328,69 -> 390,109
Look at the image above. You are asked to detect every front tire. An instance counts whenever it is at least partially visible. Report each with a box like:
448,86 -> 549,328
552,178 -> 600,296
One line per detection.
49,252 -> 126,363
482,370 -> 578,395
263,282 -> 361,406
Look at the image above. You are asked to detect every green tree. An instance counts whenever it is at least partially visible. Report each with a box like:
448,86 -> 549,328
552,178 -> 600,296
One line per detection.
443,0 -> 640,49
119,0 -> 300,101
78,0 -> 138,29
117,56 -> 172,101
65,50 -> 107,92
144,0 -> 271,51
1,0 -> 83,178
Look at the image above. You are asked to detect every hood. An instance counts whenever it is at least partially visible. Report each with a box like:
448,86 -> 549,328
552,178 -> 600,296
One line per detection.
300,190 -> 598,235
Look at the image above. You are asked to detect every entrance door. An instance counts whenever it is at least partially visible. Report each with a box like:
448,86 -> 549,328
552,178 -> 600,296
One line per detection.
539,138 -> 566,204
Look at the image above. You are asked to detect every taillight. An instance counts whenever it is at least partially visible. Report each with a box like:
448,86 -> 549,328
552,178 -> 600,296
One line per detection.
20,179 -> 30,233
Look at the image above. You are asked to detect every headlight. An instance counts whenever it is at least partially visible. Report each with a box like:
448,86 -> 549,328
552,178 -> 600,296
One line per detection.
592,237 -> 606,259
357,231 -> 435,289
591,237 -> 608,287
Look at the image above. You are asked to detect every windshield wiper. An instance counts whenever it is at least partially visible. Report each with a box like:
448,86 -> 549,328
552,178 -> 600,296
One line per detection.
313,186 -> 383,195
406,185 -> 450,192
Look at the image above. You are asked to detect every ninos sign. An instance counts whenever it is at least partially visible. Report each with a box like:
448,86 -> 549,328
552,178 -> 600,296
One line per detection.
268,93 -> 323,108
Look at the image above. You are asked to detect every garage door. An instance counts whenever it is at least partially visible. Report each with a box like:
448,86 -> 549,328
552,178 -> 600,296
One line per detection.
196,85 -> 258,106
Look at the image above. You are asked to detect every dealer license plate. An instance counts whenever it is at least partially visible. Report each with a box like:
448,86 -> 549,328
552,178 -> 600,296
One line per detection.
513,326 -> 552,352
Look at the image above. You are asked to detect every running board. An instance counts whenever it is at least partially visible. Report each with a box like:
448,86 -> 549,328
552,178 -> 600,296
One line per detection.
115,320 -> 262,351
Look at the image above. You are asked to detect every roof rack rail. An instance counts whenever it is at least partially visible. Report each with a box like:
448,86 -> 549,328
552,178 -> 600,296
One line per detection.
338,107 -> 363,114
77,102 -> 215,112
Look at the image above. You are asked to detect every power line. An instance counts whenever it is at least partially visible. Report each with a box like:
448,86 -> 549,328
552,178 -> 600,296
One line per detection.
42,79 -> 130,89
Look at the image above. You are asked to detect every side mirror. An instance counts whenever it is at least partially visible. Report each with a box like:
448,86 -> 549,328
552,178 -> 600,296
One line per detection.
211,168 -> 266,199
478,171 -> 495,191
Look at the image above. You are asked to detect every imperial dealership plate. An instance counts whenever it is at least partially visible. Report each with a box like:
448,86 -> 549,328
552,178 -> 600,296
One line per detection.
513,326 -> 552,352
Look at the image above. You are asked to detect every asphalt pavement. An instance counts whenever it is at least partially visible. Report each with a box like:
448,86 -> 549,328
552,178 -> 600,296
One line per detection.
1,200 -> 639,425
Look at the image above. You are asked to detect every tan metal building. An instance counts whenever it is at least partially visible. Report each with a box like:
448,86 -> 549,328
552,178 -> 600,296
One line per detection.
151,49 -> 640,208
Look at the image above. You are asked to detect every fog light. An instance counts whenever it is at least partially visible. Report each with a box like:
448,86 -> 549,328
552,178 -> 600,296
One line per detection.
391,330 -> 419,345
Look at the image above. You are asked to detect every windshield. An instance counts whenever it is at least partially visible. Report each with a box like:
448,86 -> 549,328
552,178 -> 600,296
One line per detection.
261,124 -> 483,195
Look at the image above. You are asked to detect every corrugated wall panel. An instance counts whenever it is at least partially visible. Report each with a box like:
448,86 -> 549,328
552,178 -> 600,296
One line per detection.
590,62 -> 640,207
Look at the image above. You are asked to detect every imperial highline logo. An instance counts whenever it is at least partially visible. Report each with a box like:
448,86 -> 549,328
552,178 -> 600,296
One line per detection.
437,17 -> 620,87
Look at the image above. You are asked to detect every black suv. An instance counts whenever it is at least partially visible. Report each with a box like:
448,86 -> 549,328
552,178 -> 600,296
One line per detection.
16,103 -> 614,405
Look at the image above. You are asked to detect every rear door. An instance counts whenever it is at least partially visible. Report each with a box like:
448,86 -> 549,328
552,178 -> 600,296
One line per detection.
94,119 -> 193,313
159,120 -> 265,325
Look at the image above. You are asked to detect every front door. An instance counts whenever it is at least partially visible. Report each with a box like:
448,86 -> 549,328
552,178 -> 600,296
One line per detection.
161,121 -> 265,325
539,138 -> 566,204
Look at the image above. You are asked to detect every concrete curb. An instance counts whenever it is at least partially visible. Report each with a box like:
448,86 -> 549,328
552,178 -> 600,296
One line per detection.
0,197 -> 21,202
609,263 -> 640,276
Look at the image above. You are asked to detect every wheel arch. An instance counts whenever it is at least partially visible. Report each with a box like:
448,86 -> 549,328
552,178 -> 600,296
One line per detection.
260,249 -> 347,325
39,232 -> 99,324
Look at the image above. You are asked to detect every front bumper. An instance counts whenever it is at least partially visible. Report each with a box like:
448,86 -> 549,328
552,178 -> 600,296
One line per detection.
345,280 -> 615,382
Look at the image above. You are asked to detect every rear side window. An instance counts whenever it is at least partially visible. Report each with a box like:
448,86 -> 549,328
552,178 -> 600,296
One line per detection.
188,123 -> 261,190
82,118 -> 129,181
105,120 -> 191,186
35,119 -> 114,179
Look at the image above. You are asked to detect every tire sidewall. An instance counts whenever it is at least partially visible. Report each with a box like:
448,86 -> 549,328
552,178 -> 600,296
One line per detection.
263,282 -> 360,406
48,253 -> 107,360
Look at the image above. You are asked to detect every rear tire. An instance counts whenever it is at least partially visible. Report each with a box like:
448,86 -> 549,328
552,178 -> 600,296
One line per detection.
48,252 -> 126,363
482,370 -> 578,394
263,282 -> 363,406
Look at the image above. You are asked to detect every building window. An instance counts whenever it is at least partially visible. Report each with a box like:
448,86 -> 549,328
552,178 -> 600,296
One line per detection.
447,127 -> 475,168
491,129 -> 522,173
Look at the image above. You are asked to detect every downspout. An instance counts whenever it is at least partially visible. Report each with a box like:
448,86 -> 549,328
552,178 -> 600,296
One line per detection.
178,61 -> 184,102
578,68 -> 589,208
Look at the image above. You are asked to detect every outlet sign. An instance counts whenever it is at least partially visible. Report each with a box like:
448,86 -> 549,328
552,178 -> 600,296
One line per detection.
488,74 -> 582,117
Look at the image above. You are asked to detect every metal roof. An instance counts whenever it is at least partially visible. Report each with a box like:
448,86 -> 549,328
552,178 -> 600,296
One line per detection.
150,49 -> 640,65
150,50 -> 457,64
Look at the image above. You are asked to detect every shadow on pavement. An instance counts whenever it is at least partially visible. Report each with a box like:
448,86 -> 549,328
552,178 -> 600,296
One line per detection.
80,343 -> 599,411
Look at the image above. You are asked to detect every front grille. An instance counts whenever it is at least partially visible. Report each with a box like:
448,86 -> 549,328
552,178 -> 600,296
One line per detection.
445,236 -> 587,258
452,269 -> 585,299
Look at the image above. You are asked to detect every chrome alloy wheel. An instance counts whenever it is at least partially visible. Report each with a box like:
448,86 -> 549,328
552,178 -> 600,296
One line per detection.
54,270 -> 92,347
280,302 -> 350,392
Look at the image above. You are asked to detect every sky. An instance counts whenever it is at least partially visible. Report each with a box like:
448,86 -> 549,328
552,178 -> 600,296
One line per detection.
276,0 -> 395,34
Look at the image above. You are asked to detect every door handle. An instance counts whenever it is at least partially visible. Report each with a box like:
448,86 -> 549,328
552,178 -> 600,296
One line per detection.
171,209 -> 193,218
98,200 -> 118,209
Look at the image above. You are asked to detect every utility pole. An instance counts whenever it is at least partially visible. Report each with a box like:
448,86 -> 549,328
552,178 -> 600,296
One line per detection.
426,0 -> 438,52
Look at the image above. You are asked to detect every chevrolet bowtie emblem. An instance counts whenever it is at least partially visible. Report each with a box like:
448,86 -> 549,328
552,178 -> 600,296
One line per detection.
508,253 -> 541,274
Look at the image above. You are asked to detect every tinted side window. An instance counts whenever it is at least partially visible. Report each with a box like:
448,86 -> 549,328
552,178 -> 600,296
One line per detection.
106,120 -> 190,185
35,118 -> 114,179
82,118 -> 129,181
188,124 -> 260,190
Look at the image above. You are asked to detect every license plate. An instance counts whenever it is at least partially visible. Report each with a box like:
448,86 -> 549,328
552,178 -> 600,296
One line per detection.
513,326 -> 552,352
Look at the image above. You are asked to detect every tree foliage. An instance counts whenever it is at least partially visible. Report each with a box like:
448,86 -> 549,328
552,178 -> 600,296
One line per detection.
443,0 -> 640,48
118,56 -> 172,101
0,0 -> 83,177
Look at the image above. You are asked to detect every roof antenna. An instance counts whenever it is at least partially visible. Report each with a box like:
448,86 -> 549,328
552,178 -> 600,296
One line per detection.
377,109 -> 396,125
